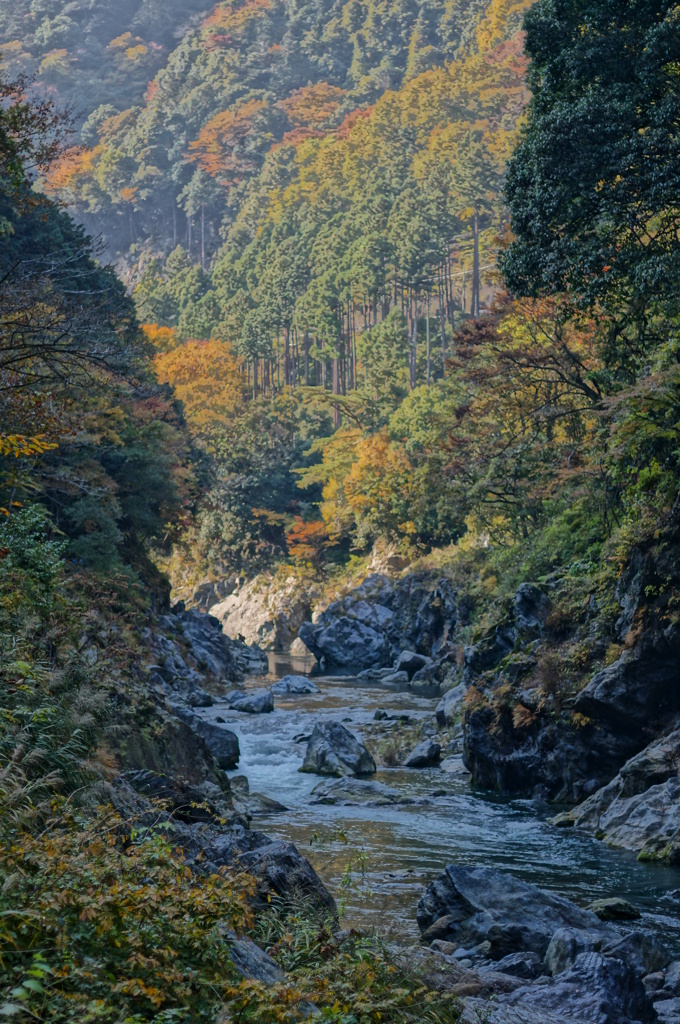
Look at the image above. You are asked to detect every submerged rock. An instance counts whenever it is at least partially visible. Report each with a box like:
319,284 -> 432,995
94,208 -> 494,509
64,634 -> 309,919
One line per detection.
588,897 -> 641,921
271,675 -> 320,695
300,722 -> 376,777
310,777 -> 411,805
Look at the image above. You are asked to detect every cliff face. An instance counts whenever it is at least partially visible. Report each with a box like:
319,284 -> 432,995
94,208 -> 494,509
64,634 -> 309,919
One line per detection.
459,503 -> 680,858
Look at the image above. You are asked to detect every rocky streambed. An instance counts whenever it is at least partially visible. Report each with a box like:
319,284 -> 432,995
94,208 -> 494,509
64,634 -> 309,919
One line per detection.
162,551 -> 680,1022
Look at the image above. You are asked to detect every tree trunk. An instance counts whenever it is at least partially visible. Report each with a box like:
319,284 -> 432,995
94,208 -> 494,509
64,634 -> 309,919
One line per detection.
201,205 -> 206,269
253,357 -> 258,400
188,214 -> 192,254
173,205 -> 177,247
284,326 -> 291,387
472,206 -> 480,318
426,290 -> 430,385
303,333 -> 310,385
410,291 -> 418,390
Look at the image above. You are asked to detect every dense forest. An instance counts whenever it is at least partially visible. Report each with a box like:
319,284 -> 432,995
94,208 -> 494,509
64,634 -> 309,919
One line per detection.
2,0 -> 680,1020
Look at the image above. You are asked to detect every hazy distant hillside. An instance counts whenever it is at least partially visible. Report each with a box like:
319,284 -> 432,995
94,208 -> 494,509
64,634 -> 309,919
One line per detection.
0,0 -> 213,117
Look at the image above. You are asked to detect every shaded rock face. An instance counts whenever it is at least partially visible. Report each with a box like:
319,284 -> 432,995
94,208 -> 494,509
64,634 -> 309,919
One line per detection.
118,713 -> 238,824
300,722 -> 376,777
298,572 -> 457,671
148,608 -> 268,709
178,823 -> 336,916
172,708 -> 240,770
557,725 -> 680,862
463,537 -> 680,801
211,574 -> 319,652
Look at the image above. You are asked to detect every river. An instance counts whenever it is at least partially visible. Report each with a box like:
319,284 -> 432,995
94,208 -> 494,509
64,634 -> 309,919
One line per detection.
197,654 -> 680,951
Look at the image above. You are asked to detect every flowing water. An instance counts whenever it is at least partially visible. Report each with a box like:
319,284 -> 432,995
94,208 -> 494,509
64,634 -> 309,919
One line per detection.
197,654 -> 680,951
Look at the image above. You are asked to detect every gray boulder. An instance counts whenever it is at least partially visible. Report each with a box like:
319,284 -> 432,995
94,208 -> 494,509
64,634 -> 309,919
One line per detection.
238,838 -> 337,914
299,616 -> 390,670
224,931 -> 284,985
230,775 -> 287,817
300,722 -> 376,777
175,711 -> 240,770
298,572 -> 458,670
271,675 -> 320,695
203,825 -> 335,914
436,683 -> 468,726
503,951 -> 656,1024
228,689 -> 274,714
394,650 -> 433,679
404,739 -> 441,768
417,865 -> 613,959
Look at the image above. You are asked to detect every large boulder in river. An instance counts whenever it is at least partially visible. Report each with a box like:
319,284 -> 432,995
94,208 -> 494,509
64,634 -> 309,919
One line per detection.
227,688 -> 274,714
299,616 -> 390,671
417,865 -> 614,959
300,722 -> 376,777
404,739 -> 441,768
271,674 -> 320,695
298,572 -> 458,670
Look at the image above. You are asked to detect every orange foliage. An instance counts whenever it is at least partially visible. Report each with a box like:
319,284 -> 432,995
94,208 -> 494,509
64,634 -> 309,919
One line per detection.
334,106 -> 373,140
188,99 -> 267,181
286,516 -> 329,565
152,338 -> 246,431
43,145 -> 95,194
279,83 -> 347,129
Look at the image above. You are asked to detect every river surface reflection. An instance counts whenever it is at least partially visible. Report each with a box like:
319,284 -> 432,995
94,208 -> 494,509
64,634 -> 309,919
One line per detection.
197,654 -> 680,950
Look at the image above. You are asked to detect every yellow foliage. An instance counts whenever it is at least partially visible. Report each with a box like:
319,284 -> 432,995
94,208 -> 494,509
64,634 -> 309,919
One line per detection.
153,338 -> 246,432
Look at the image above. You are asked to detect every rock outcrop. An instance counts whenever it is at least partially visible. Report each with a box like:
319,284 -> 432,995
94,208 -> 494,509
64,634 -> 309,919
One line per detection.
211,573 -> 320,651
298,572 -> 457,671
418,865 -> 665,1024
300,722 -> 376,777
553,724 -> 680,862
463,533 -> 680,804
